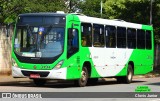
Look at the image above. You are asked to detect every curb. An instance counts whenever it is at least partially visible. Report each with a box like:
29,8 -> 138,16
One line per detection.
133,73 -> 160,79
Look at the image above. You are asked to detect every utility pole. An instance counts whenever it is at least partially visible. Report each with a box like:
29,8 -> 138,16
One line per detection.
100,0 -> 102,17
69,0 -> 72,13
150,0 -> 158,68
150,0 -> 153,25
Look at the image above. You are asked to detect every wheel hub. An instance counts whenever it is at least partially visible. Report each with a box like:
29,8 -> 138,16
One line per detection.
81,71 -> 87,82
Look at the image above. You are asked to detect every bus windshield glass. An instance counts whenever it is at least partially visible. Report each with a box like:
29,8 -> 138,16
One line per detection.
14,26 -> 65,58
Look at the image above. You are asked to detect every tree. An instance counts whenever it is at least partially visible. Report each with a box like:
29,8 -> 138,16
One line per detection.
79,0 -> 107,18
104,0 -> 151,24
0,0 -> 66,24
104,0 -> 160,43
64,0 -> 82,13
153,0 -> 160,43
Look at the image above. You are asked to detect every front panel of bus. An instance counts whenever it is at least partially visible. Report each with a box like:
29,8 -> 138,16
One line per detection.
12,14 -> 69,79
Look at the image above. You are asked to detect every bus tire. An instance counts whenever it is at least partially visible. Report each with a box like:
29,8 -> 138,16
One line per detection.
75,66 -> 88,87
33,79 -> 46,86
116,64 -> 133,84
125,64 -> 133,84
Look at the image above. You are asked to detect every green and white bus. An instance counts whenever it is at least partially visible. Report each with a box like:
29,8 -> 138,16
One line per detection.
12,12 -> 154,87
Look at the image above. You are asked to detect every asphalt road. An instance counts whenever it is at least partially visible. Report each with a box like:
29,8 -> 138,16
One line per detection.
0,76 -> 160,101
0,76 -> 160,92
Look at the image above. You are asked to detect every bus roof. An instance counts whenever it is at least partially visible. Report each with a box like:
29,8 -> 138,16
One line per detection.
19,13 -> 66,17
76,15 -> 153,30
18,13 -> 153,30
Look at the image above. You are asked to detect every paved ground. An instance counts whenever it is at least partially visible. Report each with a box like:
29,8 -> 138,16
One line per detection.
0,75 -> 160,101
0,75 -> 160,92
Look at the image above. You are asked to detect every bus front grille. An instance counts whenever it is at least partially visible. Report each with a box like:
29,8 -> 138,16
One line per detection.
21,70 -> 49,77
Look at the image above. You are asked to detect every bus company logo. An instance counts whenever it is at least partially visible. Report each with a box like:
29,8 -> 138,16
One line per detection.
33,65 -> 37,69
2,93 -> 11,98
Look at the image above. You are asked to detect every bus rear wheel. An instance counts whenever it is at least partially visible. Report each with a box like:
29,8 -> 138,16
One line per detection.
116,64 -> 133,84
75,66 -> 88,87
33,79 -> 46,86
125,64 -> 133,83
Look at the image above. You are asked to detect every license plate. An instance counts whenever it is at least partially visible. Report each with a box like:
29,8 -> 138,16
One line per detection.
30,74 -> 40,78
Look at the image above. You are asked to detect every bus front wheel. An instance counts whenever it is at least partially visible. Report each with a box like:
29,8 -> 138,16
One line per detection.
75,66 -> 88,87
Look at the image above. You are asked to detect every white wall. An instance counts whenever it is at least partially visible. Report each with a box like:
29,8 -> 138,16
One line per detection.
0,26 -> 12,75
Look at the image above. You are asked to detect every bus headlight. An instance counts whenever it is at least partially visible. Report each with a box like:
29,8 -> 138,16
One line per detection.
55,60 -> 64,69
12,58 -> 18,67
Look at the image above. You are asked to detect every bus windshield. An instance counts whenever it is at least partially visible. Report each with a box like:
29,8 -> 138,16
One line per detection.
14,26 -> 64,58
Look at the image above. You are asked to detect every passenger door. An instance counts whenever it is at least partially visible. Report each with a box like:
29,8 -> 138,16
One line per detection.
66,21 -> 81,79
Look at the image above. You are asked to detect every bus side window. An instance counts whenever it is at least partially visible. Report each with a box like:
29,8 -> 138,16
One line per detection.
105,25 -> 116,48
67,28 -> 79,58
137,29 -> 145,49
81,23 -> 92,47
93,24 -> 104,47
146,31 -> 152,49
117,27 -> 126,48
127,28 -> 136,49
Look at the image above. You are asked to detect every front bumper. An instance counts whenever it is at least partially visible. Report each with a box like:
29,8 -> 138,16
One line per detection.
12,66 -> 67,79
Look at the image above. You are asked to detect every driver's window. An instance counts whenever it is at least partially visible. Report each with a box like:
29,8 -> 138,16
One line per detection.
67,28 -> 79,58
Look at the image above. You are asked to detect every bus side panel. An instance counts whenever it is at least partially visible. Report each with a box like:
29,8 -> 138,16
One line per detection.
117,27 -> 154,76
112,49 -> 133,76
65,47 -> 101,80
88,48 -> 133,77
116,65 -> 128,76
130,50 -> 153,75
80,47 -> 101,78
65,15 -> 101,79
116,50 -> 153,76
132,25 -> 154,75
